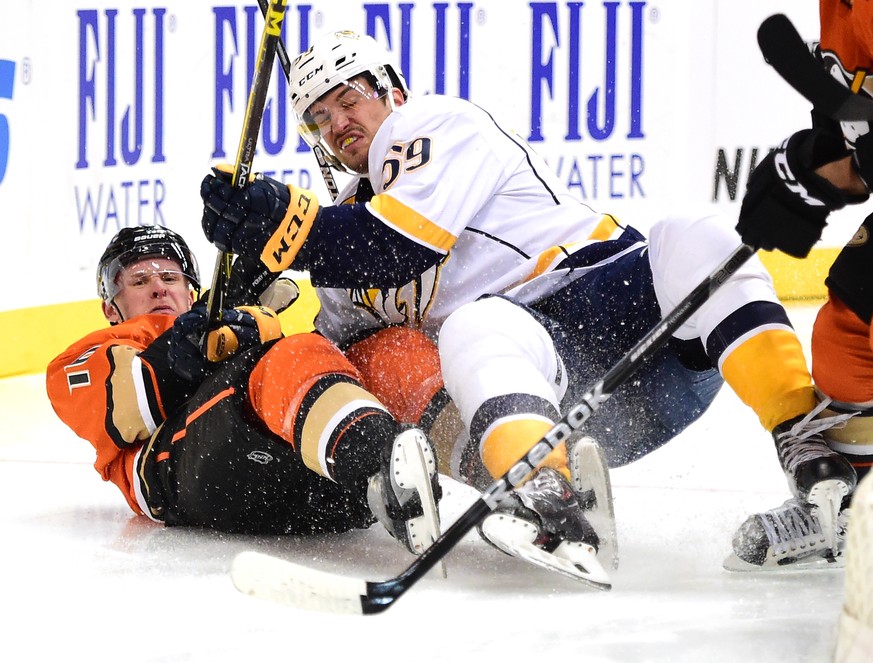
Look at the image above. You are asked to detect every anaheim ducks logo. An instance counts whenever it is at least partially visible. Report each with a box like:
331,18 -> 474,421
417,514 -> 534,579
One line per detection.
847,225 -> 870,247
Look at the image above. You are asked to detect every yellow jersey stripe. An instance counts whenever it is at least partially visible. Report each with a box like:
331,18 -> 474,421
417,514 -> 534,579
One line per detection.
587,214 -> 621,241
368,194 -> 457,253
525,214 -> 623,282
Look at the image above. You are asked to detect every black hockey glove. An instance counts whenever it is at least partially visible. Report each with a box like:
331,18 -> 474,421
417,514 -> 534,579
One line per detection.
226,256 -> 300,313
201,164 -> 321,272
225,254 -> 280,307
168,304 -> 283,382
201,165 -> 291,258
737,128 -> 867,258
199,255 -> 300,314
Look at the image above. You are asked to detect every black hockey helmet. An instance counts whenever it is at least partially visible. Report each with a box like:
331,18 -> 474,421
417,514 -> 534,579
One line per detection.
97,226 -> 200,302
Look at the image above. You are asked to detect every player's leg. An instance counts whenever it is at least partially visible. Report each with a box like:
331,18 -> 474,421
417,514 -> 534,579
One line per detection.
245,333 -> 442,553
643,214 -> 856,568
137,346 -> 375,534
650,215 -> 856,512
439,294 -> 620,586
726,217 -> 873,570
344,326 -> 464,476
814,214 -> 873,483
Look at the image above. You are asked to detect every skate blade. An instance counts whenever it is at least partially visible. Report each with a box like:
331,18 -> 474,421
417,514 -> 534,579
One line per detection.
393,430 -> 444,574
722,550 -> 845,573
411,432 -> 446,578
570,436 -> 618,569
480,513 -> 612,590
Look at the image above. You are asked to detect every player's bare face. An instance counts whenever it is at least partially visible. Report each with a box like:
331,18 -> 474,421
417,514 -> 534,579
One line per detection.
307,78 -> 397,173
103,257 -> 195,323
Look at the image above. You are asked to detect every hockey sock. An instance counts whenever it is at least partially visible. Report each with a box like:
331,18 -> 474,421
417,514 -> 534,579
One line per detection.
480,417 -> 570,482
720,327 -> 816,431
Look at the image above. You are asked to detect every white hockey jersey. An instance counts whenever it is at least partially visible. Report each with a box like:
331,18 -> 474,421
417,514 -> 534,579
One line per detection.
313,94 -> 633,344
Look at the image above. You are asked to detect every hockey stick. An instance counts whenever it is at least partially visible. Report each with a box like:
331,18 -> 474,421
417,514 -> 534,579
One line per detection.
203,0 -> 289,336
757,14 -> 873,121
255,0 -> 341,202
231,242 -> 758,614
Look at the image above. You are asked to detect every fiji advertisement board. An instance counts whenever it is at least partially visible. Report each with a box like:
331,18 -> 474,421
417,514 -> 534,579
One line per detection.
0,0 -> 860,315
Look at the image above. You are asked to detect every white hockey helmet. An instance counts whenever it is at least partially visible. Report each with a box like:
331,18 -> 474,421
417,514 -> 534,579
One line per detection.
290,30 -> 409,159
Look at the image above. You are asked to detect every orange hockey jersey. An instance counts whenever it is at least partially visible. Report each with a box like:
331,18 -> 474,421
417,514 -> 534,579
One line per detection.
46,315 -> 189,516
820,0 -> 873,78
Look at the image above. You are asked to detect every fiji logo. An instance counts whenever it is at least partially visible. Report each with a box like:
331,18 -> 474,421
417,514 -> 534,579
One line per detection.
247,450 -> 275,465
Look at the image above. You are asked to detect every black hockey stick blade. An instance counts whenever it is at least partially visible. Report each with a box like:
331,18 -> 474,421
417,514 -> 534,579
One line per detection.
231,243 -> 757,614
757,14 -> 873,121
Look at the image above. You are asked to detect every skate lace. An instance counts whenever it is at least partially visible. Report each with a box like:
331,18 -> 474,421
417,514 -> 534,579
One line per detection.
760,501 -> 825,556
775,398 -> 855,470
514,469 -> 596,544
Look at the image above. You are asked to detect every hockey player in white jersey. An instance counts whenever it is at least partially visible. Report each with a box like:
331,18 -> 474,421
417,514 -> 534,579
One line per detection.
199,30 -> 856,582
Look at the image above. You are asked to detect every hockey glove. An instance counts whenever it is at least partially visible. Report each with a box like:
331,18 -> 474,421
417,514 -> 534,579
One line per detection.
225,255 -> 299,313
257,277 -> 300,314
737,128 -> 867,258
200,164 -> 320,271
226,254 -> 279,307
168,304 -> 283,382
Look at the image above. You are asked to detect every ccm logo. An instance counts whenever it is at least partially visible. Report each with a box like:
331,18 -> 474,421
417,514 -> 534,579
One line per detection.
773,141 -> 826,207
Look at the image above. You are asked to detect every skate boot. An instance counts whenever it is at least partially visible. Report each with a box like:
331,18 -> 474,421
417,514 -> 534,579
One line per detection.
774,400 -> 857,548
367,427 -> 442,555
724,498 -> 850,571
478,463 -> 612,590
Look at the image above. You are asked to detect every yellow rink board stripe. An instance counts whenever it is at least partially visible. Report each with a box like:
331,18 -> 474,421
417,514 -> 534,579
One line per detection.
1,279 -> 321,379
0,250 -> 839,378
757,247 -> 840,303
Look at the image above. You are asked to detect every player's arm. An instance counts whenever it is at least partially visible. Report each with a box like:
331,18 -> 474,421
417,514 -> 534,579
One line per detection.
297,201 -> 447,288
200,167 -> 446,289
46,317 -> 189,453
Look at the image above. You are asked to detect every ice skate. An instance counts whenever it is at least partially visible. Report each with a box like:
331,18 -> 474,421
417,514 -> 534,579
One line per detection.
568,436 -> 618,569
724,498 -> 849,572
478,465 -> 612,590
773,400 -> 857,546
367,427 -> 442,555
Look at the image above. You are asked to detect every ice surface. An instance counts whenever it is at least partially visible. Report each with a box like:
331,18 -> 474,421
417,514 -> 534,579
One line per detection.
0,306 -> 849,662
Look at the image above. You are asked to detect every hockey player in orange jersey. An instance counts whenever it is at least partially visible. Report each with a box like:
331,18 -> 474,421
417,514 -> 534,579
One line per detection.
810,0 -> 873,484
726,0 -> 873,572
46,226 -> 440,553
196,30 -> 858,585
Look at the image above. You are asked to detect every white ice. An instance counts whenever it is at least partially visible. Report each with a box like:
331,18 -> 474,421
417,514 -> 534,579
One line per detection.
0,306 -> 849,663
